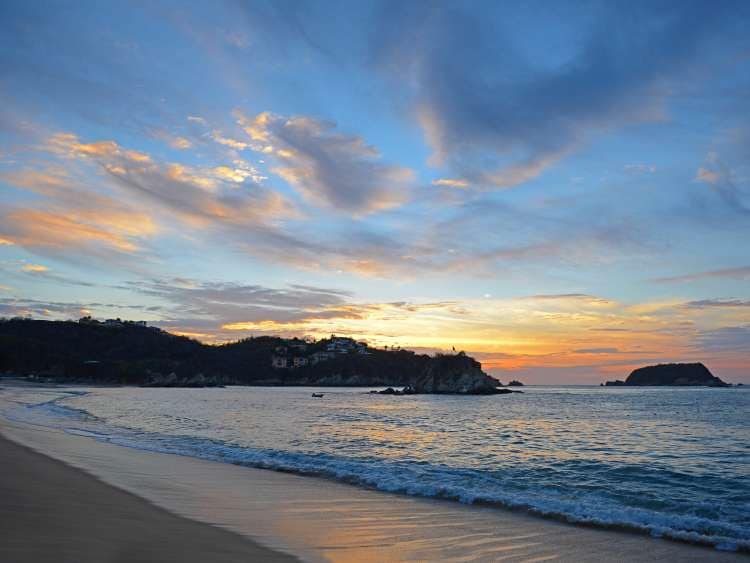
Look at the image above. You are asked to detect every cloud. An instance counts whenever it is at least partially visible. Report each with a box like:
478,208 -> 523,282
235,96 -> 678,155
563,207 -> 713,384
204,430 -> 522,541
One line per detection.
3,208 -> 156,254
0,165 -> 158,261
624,164 -> 656,174
431,178 -> 469,188
0,298 -> 88,319
43,132 -> 294,229
0,297 -> 155,320
684,299 -> 750,309
210,130 -> 250,150
653,265 -> 750,283
118,277 -> 475,341
21,264 -> 48,273
2,263 -> 96,287
4,280 -> 748,381
373,1 -> 747,188
148,129 -> 194,150
4,209 -> 156,252
695,167 -> 720,184
126,278 -> 355,328
573,347 -> 620,354
47,132 -> 149,161
0,165 -> 159,261
6,131 -> 427,278
695,325 -> 750,353
519,293 -> 609,303
237,111 -> 414,215
170,137 -> 192,150
694,153 -> 750,213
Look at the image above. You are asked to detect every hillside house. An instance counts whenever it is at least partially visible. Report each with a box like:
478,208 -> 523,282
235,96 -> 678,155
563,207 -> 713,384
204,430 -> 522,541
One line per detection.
271,355 -> 289,369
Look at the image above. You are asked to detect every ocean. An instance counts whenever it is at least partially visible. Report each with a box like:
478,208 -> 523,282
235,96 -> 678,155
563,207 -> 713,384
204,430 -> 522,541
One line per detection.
2,384 -> 748,552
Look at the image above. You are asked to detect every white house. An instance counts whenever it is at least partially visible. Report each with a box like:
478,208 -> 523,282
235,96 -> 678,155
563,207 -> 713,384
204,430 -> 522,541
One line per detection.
271,355 -> 289,369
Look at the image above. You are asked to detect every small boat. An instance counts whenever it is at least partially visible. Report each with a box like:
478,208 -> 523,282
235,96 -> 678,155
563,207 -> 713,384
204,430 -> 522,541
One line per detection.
311,393 -> 324,398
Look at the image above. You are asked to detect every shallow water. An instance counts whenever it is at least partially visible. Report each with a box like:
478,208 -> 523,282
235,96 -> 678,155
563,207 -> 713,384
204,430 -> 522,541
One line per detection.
2,384 -> 749,552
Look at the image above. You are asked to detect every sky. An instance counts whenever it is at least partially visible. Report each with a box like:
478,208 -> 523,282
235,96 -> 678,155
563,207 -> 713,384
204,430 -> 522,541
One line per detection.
1,0 -> 749,383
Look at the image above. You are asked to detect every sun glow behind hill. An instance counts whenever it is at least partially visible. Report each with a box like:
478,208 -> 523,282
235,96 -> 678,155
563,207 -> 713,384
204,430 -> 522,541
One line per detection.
0,1 -> 749,383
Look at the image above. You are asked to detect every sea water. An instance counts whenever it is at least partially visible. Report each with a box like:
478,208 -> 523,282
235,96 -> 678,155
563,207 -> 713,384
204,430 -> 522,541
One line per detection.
2,384 -> 748,552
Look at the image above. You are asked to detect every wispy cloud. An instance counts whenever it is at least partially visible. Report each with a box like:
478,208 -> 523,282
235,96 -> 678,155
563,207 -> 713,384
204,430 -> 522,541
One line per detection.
684,299 -> 750,309
4,209 -> 156,254
45,132 -> 292,228
1,165 -> 158,261
431,178 -> 469,188
237,111 -> 414,215
694,153 -> 750,214
209,130 -> 250,151
624,164 -> 657,174
695,325 -> 750,353
0,297 -> 157,320
653,265 -> 750,283
573,347 -> 620,354
7,263 -> 96,287
125,278 -> 355,330
21,263 -> 48,273
373,2 -> 746,188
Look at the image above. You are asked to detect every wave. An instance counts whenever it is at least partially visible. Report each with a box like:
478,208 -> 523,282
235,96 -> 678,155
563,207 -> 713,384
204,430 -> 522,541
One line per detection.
11,393 -> 750,554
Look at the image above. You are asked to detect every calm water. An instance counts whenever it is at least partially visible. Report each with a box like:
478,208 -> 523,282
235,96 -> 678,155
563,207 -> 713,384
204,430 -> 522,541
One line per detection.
3,384 -> 749,551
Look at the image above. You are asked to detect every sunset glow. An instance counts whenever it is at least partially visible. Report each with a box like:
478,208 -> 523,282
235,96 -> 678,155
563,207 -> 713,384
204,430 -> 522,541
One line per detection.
1,1 -> 749,383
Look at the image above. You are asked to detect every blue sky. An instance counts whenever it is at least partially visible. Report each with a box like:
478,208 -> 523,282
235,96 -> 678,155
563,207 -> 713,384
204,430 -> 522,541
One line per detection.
1,0 -> 749,382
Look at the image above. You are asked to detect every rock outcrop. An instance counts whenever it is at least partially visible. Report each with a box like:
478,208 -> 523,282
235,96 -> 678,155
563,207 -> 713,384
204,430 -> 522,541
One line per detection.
140,372 -> 225,388
507,380 -> 524,387
408,353 -> 512,395
605,363 -> 728,387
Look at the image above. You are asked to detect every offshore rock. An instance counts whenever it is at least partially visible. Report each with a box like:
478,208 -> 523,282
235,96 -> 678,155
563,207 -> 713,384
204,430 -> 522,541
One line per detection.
625,363 -> 728,387
604,379 -> 626,386
141,372 -> 224,388
409,353 -> 511,395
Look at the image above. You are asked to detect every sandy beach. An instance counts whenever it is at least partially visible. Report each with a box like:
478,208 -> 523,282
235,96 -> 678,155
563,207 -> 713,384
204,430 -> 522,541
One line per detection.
0,431 -> 295,563
1,408 -> 745,563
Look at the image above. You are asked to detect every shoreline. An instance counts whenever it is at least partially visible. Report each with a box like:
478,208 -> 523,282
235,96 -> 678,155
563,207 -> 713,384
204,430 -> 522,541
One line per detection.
0,429 -> 295,563
1,411 -> 745,562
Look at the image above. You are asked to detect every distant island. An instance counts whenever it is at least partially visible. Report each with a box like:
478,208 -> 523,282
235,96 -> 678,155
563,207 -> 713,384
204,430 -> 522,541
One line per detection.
604,363 -> 730,387
0,318 -> 509,395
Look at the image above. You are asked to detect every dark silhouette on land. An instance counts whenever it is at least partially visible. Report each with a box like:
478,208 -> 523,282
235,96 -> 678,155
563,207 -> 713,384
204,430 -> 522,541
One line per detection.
0,318 -> 507,393
604,363 -> 729,387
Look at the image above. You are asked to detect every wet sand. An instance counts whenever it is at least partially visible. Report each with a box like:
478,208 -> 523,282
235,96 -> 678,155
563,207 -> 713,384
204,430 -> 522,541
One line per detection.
0,431 -> 296,563
1,413 -> 745,563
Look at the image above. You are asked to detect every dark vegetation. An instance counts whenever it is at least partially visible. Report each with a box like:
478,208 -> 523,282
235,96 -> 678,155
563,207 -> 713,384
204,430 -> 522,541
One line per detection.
604,362 -> 729,387
0,318 -> 435,387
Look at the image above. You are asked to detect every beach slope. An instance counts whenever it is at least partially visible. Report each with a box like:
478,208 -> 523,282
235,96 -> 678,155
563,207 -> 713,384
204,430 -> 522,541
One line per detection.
0,433 -> 295,563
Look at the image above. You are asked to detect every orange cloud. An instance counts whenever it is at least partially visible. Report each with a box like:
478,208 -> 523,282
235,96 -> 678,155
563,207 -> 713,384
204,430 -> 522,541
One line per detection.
209,292 -> 750,378
46,132 -> 294,226
47,133 -> 119,158
210,131 -> 249,150
1,169 -> 70,196
170,137 -> 192,150
21,264 -> 49,272
3,208 -> 156,254
431,178 -> 469,188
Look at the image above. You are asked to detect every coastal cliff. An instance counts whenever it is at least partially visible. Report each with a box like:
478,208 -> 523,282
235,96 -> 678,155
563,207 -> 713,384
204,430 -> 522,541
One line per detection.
409,352 -> 507,395
605,363 -> 729,387
0,319 -> 496,391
